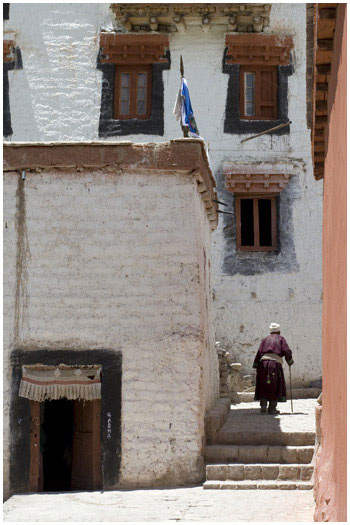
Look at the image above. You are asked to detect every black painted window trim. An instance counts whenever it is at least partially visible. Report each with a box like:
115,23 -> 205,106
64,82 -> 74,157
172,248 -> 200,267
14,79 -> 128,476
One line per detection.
222,48 -> 293,136
3,47 -> 23,138
97,49 -> 171,137
3,3 -> 10,20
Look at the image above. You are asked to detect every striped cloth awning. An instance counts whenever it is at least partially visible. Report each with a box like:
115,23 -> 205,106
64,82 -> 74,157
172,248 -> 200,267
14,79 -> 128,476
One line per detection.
19,364 -> 101,402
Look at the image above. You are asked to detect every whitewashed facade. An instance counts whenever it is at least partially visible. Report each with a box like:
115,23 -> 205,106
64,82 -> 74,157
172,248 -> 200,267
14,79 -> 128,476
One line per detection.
3,2 -> 322,497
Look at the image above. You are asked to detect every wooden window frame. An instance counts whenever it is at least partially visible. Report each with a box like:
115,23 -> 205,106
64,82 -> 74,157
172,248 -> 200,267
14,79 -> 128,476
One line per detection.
114,64 -> 152,120
235,196 -> 277,252
239,65 -> 278,121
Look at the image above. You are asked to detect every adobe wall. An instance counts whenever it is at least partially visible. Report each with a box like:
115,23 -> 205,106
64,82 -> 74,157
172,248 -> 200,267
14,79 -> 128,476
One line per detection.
3,3 -> 323,384
3,141 -> 219,498
313,6 -> 347,522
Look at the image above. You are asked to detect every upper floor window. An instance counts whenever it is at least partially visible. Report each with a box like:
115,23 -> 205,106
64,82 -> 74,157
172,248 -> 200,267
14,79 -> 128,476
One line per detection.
224,164 -> 293,253
240,66 -> 277,120
115,65 -> 151,120
223,34 -> 293,135
97,33 -> 170,137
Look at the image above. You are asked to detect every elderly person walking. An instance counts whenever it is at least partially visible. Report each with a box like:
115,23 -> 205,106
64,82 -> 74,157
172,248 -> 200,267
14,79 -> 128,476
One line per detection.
253,323 -> 294,415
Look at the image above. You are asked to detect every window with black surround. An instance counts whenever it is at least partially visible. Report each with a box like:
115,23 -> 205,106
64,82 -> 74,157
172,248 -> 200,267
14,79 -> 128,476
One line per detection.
236,196 -> 277,251
3,39 -> 23,137
97,33 -> 170,137
223,33 -> 293,135
224,164 -> 292,254
240,66 -> 278,120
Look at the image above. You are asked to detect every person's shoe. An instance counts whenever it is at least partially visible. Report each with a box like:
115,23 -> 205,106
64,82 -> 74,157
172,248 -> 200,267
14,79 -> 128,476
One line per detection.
268,409 -> 280,415
260,407 -> 267,413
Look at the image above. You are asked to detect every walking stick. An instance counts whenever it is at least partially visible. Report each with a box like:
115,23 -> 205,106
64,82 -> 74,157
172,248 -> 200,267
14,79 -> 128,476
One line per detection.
289,365 -> 294,413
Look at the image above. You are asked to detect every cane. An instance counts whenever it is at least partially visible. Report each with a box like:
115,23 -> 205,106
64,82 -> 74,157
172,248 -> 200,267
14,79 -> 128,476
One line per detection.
289,365 -> 294,413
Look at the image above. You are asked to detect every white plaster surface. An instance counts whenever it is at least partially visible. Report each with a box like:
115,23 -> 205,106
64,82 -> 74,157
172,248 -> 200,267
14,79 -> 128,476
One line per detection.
4,4 -> 323,386
3,168 -> 218,494
3,174 -> 18,501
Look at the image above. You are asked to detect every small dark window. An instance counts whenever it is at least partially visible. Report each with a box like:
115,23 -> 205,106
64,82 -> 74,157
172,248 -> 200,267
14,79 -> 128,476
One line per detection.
236,196 -> 277,251
240,66 -> 278,120
114,65 -> 151,120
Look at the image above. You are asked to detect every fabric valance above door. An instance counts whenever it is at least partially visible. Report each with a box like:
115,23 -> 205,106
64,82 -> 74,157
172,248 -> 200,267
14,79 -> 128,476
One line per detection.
19,364 -> 102,402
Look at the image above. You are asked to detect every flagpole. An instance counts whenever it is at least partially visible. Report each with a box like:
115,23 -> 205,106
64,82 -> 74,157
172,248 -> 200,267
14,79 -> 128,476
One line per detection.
180,55 -> 189,138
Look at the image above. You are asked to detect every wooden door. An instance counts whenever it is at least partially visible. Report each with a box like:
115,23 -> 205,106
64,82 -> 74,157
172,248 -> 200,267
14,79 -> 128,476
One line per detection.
71,400 -> 101,490
29,401 -> 41,491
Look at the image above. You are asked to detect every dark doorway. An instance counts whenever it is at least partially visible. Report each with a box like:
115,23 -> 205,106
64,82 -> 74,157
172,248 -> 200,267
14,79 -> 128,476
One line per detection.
30,399 -> 102,492
42,399 -> 74,491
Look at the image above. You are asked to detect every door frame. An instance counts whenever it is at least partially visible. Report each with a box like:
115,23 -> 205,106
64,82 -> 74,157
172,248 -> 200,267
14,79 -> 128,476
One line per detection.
10,349 -> 122,494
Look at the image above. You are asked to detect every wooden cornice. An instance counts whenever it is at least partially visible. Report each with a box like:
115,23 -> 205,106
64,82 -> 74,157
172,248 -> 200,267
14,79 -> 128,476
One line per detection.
99,33 -> 169,64
225,34 -> 294,66
223,164 -> 292,195
311,4 -> 337,180
110,3 -> 271,33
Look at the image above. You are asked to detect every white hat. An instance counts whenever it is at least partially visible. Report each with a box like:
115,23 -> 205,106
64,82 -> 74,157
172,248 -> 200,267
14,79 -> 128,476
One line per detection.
269,323 -> 280,333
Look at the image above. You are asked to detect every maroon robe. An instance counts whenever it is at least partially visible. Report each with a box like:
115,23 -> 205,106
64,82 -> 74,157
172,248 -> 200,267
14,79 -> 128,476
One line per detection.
253,333 -> 294,402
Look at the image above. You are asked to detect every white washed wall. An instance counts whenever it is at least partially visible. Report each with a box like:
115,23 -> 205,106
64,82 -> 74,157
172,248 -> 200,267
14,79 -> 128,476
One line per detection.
3,166 -> 218,494
4,3 -> 322,385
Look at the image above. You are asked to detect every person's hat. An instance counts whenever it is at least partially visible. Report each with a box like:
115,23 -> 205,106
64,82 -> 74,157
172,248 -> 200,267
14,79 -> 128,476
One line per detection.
269,323 -> 280,333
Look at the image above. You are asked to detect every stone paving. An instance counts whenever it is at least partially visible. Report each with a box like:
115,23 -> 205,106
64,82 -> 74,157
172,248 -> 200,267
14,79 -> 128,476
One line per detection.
3,487 -> 315,522
226,398 -> 317,434
4,400 -> 317,522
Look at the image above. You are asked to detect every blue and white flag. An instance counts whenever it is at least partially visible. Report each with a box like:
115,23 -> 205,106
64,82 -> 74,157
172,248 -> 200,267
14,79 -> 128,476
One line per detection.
173,77 -> 202,139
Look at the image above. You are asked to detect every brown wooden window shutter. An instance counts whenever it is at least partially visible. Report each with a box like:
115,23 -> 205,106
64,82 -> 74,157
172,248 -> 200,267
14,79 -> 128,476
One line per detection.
114,65 -> 152,120
240,66 -> 278,120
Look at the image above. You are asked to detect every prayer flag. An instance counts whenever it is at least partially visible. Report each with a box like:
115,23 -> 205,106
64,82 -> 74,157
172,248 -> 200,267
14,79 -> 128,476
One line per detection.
173,77 -> 201,139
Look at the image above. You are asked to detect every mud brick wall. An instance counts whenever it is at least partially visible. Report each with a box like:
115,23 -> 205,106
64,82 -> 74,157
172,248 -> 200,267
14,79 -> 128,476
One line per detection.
3,141 -> 219,497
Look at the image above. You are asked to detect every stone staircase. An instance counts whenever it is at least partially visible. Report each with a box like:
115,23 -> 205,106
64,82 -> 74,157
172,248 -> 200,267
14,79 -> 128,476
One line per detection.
204,399 -> 316,490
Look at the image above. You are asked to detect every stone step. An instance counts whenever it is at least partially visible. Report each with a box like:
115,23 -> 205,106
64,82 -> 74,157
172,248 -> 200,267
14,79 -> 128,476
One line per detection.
206,463 -> 314,482
205,444 -> 314,464
237,388 -> 321,403
204,398 -> 231,442
203,480 -> 313,490
214,430 -> 315,446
